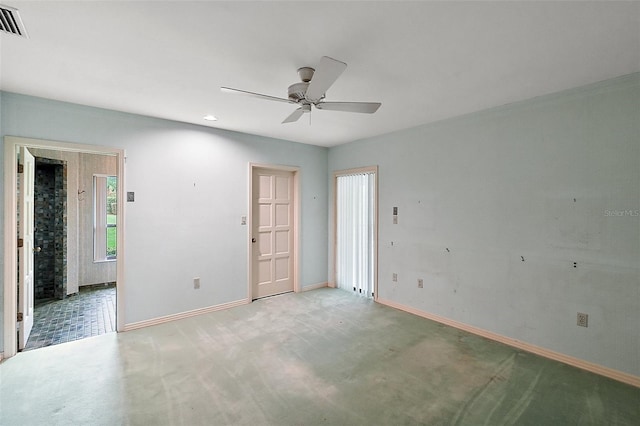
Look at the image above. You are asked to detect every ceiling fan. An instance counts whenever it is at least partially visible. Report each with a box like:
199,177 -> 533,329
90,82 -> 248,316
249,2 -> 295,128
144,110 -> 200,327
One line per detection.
221,56 -> 381,124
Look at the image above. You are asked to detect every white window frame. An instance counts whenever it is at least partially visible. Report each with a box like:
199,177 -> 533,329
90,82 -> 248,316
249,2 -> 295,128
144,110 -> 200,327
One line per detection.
94,174 -> 117,262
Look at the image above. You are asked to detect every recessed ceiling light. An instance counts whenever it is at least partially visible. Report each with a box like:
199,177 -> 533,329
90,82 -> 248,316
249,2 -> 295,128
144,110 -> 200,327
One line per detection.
203,114 -> 217,121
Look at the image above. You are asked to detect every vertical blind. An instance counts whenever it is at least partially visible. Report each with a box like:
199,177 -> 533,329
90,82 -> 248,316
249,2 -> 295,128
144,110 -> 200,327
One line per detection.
336,172 -> 375,298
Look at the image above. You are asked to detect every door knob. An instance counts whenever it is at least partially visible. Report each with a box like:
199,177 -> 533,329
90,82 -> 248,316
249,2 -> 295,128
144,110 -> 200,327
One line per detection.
33,246 -> 42,253
251,238 -> 256,243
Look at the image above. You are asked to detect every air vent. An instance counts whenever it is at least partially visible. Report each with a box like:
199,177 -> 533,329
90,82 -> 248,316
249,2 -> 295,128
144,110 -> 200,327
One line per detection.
0,4 -> 27,38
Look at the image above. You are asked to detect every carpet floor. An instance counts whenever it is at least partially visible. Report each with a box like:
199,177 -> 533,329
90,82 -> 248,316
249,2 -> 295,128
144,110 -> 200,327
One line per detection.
1,288 -> 638,425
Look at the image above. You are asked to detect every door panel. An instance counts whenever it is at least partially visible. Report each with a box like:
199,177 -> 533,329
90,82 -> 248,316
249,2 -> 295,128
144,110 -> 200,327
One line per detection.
259,205 -> 271,226
258,260 -> 271,285
275,258 -> 289,280
275,230 -> 289,253
275,175 -> 289,199
252,168 -> 294,299
275,204 -> 289,226
18,146 -> 35,349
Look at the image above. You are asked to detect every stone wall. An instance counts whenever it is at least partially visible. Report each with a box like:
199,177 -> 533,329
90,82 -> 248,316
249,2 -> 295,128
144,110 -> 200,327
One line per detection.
34,158 -> 67,301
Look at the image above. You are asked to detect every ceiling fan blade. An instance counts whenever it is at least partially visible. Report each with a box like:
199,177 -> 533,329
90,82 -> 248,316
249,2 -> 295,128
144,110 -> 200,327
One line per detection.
315,102 -> 381,114
305,56 -> 347,102
221,86 -> 292,104
282,108 -> 305,124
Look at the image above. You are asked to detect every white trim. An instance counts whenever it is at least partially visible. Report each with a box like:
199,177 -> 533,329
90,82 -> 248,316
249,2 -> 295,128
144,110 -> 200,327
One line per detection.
3,139 -> 18,357
377,297 -> 640,388
332,166 -> 379,300
334,166 -> 379,176
301,282 -> 328,292
3,136 -> 126,359
92,173 -> 117,264
247,163 -> 301,301
93,259 -> 117,264
122,298 -> 250,331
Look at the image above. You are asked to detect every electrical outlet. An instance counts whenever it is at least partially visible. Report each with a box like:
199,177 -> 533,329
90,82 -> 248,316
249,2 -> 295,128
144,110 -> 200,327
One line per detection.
193,277 -> 200,289
392,273 -> 398,282
577,312 -> 588,327
418,279 -> 423,288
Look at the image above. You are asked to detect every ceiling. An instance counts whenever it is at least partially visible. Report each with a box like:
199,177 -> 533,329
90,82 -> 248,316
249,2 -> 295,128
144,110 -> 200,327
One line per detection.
1,1 -> 638,147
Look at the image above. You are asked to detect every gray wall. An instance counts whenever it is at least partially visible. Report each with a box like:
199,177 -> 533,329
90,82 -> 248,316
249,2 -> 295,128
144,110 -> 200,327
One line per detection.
328,73 -> 640,376
0,93 -> 328,347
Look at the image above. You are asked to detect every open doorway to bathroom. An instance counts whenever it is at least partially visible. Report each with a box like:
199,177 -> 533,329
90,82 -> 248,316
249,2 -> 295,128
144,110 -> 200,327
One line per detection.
22,149 -> 118,351
3,136 -> 125,358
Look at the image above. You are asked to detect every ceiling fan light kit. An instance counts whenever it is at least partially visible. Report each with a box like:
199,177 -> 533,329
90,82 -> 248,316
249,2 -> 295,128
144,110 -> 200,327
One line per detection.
221,56 -> 381,124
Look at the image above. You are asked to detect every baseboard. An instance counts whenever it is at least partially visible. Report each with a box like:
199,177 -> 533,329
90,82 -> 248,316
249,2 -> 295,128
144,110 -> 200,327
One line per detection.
122,298 -> 251,332
301,282 -> 328,292
80,282 -> 116,290
377,297 -> 640,388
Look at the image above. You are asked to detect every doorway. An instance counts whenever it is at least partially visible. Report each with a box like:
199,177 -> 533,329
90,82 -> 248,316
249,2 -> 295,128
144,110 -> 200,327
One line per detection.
333,166 -> 378,299
24,150 -> 117,351
3,136 -> 125,358
248,164 -> 300,300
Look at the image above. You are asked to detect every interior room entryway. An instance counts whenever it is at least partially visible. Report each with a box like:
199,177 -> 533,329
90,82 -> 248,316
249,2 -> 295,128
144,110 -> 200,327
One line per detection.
22,152 -> 118,351
334,166 -> 378,299
3,136 -> 126,358
249,164 -> 300,300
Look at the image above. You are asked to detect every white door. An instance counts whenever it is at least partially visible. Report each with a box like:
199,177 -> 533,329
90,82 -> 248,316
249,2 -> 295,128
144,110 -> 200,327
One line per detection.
252,168 -> 294,299
18,146 -> 36,349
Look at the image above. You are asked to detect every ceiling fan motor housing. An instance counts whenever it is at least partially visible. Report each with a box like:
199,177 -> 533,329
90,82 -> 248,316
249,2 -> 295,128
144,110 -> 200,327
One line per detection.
288,66 -> 320,102
288,82 -> 309,102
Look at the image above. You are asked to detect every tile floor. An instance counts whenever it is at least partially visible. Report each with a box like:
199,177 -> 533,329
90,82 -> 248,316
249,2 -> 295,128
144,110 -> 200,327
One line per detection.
23,284 -> 116,351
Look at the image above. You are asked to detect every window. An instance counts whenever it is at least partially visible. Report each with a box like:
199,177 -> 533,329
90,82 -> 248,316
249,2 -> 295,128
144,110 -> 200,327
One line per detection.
94,175 -> 117,261
335,169 -> 377,298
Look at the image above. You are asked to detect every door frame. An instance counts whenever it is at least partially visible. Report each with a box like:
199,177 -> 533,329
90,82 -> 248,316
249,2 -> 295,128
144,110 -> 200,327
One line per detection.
247,163 -> 300,300
332,166 -> 379,300
3,136 -> 126,358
